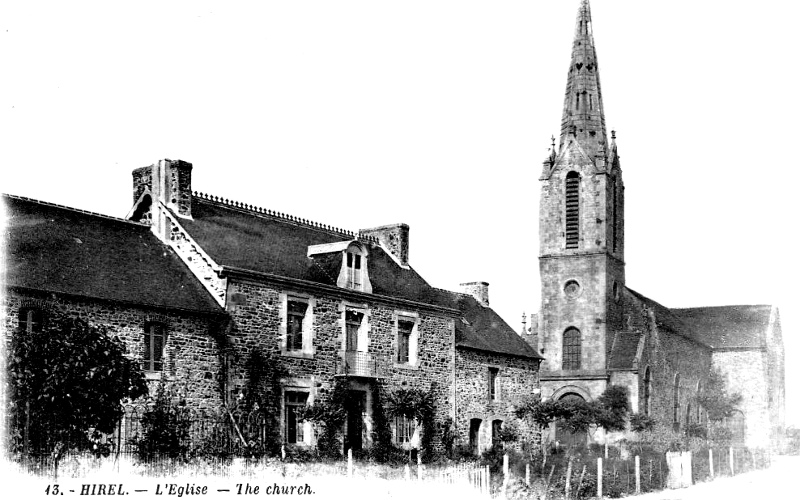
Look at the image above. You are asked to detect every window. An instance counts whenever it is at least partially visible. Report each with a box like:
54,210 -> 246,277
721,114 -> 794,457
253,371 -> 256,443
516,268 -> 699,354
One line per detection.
284,391 -> 309,444
397,320 -> 412,363
686,403 -> 693,427
565,171 -> 580,249
488,367 -> 499,401
562,327 -> 582,370
286,300 -> 308,352
643,366 -> 652,416
143,323 -> 166,372
393,414 -> 416,446
345,310 -> 363,352
491,420 -> 503,447
346,252 -> 362,290
673,374 -> 681,431
696,382 -> 702,423
18,307 -> 44,333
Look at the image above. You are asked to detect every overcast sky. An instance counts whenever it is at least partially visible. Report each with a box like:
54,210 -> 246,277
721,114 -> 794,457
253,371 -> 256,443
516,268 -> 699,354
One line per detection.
2,1 -> 798,425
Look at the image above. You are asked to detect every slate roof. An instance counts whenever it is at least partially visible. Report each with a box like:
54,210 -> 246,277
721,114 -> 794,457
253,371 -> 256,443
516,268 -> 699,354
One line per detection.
177,197 -> 452,305
175,196 -> 541,359
447,292 -> 543,360
3,195 -> 222,314
607,330 -> 642,370
670,305 -> 772,349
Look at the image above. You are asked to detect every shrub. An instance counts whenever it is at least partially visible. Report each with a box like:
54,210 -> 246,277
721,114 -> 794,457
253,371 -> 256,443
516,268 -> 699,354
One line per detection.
133,382 -> 192,459
630,413 -> 656,433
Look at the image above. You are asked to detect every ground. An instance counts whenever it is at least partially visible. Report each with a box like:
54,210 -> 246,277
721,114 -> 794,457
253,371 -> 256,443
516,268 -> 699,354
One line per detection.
636,455 -> 798,500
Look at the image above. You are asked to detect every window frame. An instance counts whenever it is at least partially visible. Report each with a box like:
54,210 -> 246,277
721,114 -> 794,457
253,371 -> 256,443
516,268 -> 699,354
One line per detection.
488,367 -> 500,401
565,171 -> 581,249
18,307 -> 44,333
284,390 -> 310,445
562,327 -> 582,370
142,322 -> 167,373
280,294 -> 315,358
394,312 -> 419,368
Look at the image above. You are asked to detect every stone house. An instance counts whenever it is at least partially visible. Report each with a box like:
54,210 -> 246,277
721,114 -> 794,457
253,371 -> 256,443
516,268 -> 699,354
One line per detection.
529,0 -> 785,449
3,159 -> 542,455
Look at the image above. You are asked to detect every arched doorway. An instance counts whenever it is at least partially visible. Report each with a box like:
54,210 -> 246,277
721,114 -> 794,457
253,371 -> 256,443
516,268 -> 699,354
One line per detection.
555,392 -> 587,449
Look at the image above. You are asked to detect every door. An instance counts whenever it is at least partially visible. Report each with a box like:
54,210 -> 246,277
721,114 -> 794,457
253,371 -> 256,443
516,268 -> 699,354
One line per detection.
345,390 -> 366,452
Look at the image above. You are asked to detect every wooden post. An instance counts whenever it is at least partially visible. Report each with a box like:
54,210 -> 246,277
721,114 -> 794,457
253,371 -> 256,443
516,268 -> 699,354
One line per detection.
635,455 -> 641,494
526,463 -> 531,486
729,447 -> 735,475
347,448 -> 353,478
577,465 -> 587,500
503,453 -> 509,478
604,442 -> 609,459
404,464 -> 411,481
565,456 -> 573,499
485,465 -> 490,497
417,453 -> 422,480
597,457 -> 603,499
709,449 -> 714,478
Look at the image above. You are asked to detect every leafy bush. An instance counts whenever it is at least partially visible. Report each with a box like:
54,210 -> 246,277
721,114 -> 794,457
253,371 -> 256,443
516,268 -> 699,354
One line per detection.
133,382 -> 192,459
7,315 -> 148,459
630,413 -> 656,433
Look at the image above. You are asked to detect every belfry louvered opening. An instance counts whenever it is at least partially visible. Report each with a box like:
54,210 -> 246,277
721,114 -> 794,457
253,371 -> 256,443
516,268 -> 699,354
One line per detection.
565,172 -> 580,249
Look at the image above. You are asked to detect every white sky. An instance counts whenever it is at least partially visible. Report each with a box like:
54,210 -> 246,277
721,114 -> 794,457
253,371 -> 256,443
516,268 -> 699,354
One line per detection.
2,1 -> 798,425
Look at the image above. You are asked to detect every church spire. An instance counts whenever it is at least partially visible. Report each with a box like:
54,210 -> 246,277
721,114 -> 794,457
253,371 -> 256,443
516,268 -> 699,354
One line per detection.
559,0 -> 607,157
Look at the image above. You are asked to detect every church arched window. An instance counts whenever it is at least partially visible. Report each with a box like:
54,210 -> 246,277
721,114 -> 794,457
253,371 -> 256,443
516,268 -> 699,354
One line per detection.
565,172 -> 580,249
643,366 -> 652,416
562,327 -> 582,370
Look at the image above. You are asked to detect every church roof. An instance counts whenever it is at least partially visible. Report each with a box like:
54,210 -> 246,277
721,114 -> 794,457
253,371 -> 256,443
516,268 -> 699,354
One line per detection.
607,330 -> 642,370
3,195 -> 223,315
670,305 -> 773,349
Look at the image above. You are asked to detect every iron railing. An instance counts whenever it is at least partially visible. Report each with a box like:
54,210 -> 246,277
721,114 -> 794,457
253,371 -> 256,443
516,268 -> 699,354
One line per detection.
336,350 -> 388,378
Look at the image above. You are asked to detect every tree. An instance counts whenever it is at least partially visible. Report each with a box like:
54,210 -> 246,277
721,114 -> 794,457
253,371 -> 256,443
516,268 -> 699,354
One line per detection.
594,385 -> 630,433
7,315 -> 148,460
697,368 -> 742,422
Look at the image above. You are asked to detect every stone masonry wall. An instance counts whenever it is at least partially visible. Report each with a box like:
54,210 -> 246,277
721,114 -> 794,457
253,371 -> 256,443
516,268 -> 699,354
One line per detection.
3,290 -> 224,411
455,349 -> 539,453
713,350 -> 769,447
637,322 -> 712,433
224,278 -> 455,450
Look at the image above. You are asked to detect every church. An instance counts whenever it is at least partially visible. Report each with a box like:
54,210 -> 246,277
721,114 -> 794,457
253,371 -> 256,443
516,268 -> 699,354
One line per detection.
524,0 -> 785,449
2,0 -> 785,455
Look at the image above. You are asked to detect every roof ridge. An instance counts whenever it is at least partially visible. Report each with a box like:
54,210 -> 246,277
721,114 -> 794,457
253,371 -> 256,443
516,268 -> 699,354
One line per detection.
3,193 -> 149,227
671,304 -> 773,311
192,191 -> 380,244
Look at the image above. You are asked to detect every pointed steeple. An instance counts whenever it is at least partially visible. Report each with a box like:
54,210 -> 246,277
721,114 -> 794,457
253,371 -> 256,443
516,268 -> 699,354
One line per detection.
559,0 -> 607,158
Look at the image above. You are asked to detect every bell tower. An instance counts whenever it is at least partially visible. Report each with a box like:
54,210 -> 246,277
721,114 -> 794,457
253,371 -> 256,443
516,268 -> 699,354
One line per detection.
538,0 -> 625,391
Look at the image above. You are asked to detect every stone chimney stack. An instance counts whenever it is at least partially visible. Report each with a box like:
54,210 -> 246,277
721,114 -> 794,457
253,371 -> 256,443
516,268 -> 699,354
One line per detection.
132,159 -> 193,219
460,282 -> 490,307
360,223 -> 410,266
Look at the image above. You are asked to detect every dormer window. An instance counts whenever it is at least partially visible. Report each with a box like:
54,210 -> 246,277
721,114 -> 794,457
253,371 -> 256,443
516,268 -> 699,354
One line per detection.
307,240 -> 372,293
346,252 -> 363,290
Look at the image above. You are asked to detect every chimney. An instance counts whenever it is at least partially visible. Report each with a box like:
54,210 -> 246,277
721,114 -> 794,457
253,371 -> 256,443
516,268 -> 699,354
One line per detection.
460,281 -> 489,307
131,159 -> 193,220
360,223 -> 410,266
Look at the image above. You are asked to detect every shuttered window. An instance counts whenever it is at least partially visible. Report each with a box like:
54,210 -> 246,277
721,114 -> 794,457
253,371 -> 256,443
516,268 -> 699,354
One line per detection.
565,172 -> 580,249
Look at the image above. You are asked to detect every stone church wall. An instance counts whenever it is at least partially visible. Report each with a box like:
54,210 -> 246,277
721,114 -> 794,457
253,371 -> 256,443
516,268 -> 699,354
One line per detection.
712,350 -> 769,447
637,327 -> 712,431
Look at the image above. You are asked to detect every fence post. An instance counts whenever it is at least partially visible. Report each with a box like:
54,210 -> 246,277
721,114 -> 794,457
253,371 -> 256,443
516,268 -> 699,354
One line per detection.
347,448 -> 353,478
729,447 -> 734,475
597,457 -> 603,499
417,453 -> 423,480
709,449 -> 714,478
565,456 -> 573,499
502,453 -> 509,497
405,464 -> 410,481
526,463 -> 530,486
484,465 -> 490,497
604,442 -> 609,459
635,455 -> 641,494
